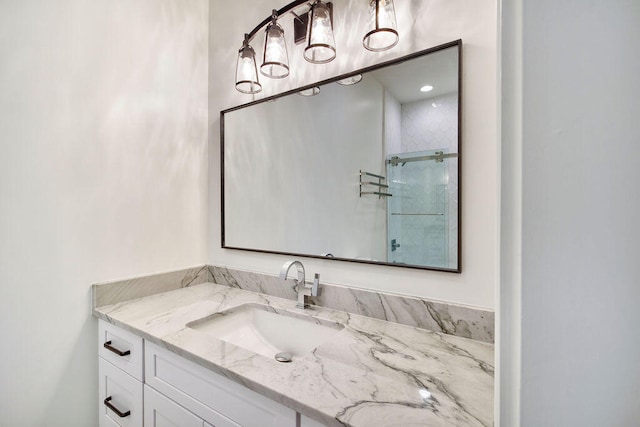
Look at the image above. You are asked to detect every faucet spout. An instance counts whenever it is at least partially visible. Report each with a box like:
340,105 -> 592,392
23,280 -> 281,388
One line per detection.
279,260 -> 305,285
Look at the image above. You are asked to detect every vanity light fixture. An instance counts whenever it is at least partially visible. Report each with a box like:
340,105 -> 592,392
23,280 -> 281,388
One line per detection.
336,74 -> 363,86
236,34 -> 262,94
420,85 -> 434,92
363,0 -> 399,52
261,10 -> 290,78
235,0 -> 401,94
303,1 -> 337,64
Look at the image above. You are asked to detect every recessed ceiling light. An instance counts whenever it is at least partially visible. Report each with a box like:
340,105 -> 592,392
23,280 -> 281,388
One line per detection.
420,85 -> 434,93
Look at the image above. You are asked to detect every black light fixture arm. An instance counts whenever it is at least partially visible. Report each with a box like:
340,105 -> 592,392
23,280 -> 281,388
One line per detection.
245,0 -> 311,43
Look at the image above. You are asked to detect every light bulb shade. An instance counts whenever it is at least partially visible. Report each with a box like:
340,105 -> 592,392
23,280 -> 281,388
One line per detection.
336,74 -> 363,86
298,87 -> 320,96
261,21 -> 289,79
304,1 -> 336,64
235,42 -> 262,94
363,0 -> 399,52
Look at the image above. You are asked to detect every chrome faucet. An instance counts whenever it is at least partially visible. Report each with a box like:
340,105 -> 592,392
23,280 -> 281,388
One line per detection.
279,260 -> 320,309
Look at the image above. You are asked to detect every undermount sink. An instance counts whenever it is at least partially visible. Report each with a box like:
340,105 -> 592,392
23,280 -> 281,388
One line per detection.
186,304 -> 344,359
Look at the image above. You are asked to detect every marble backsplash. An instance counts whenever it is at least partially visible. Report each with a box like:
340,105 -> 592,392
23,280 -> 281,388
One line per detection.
93,264 -> 494,343
93,265 -> 212,308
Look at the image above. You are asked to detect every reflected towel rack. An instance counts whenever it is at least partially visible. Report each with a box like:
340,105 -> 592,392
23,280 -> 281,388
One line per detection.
391,213 -> 444,216
359,170 -> 392,198
388,151 -> 458,166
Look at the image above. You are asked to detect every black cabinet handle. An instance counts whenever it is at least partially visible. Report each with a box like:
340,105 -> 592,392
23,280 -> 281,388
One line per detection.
103,341 -> 131,357
104,396 -> 131,418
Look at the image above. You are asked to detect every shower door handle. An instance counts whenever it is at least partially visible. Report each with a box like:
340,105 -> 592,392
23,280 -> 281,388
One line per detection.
391,239 -> 401,252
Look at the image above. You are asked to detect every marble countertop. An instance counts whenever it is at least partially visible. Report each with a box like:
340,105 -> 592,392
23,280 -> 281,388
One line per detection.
94,283 -> 494,426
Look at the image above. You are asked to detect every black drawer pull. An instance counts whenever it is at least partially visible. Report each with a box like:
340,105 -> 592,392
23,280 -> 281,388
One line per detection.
104,396 -> 131,418
103,341 -> 131,357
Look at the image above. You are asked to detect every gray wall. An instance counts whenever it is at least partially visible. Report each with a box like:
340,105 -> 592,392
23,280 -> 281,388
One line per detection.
501,0 -> 640,425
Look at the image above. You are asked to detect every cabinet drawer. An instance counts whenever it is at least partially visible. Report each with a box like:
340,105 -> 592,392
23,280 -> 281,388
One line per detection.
99,319 -> 144,381
144,385 -> 204,427
99,358 -> 143,427
145,341 -> 296,427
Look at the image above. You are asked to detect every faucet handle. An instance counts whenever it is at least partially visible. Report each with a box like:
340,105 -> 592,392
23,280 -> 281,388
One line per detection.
311,273 -> 321,297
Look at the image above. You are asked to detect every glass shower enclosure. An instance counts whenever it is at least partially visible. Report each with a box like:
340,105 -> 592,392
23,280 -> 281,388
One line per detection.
386,149 -> 456,269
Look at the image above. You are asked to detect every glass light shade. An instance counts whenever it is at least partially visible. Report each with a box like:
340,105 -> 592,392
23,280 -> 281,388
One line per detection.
261,21 -> 289,79
298,87 -> 320,96
363,0 -> 399,52
235,42 -> 261,94
336,74 -> 363,86
304,1 -> 336,64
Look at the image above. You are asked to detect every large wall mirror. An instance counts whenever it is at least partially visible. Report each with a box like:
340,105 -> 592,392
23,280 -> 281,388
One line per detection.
221,40 -> 461,272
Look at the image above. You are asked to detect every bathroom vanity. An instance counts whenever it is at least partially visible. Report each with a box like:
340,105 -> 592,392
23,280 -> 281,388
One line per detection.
98,319 -> 314,427
93,270 -> 493,427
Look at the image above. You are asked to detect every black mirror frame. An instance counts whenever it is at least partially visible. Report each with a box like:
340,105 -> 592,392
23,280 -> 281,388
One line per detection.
220,39 -> 462,273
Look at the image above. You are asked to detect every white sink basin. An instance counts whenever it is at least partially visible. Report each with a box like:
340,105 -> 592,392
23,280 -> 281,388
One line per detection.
187,304 -> 344,359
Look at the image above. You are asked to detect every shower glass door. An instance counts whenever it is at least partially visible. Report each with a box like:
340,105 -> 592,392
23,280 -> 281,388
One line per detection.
386,149 -> 450,268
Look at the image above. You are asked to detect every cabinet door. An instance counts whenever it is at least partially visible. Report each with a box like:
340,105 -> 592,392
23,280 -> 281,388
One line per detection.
144,385 -> 203,427
99,358 -> 143,427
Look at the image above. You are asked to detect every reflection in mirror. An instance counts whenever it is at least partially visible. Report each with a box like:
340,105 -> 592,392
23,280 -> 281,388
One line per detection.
222,40 -> 461,272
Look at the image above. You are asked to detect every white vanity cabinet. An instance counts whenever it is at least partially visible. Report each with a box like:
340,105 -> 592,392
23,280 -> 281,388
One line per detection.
98,320 -> 325,427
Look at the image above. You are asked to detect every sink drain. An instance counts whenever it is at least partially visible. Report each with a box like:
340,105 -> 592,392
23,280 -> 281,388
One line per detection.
274,352 -> 292,363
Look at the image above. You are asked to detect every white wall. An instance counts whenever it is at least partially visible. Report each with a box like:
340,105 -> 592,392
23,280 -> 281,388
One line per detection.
383,89 -> 402,158
209,0 -> 498,309
0,1 -> 209,426
500,0 -> 640,425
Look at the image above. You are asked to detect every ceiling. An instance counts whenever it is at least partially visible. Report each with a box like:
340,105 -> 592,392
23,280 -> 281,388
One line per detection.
368,45 -> 459,104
